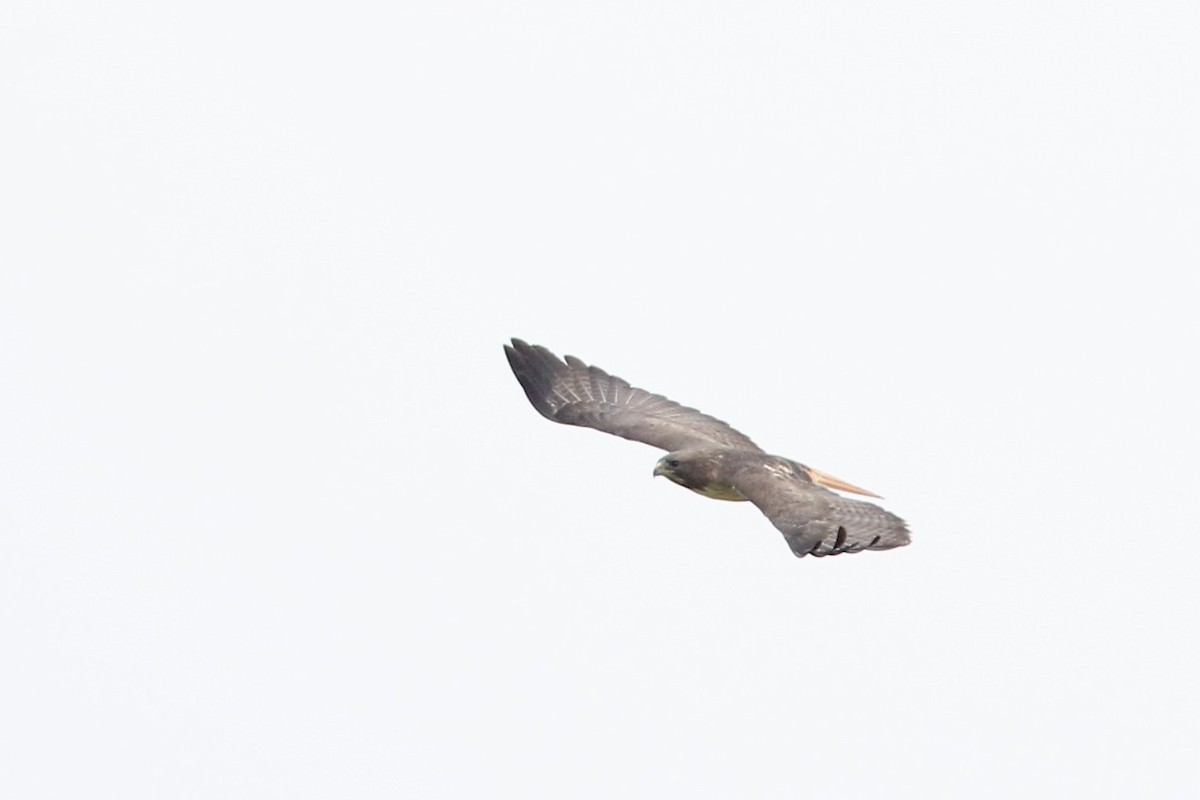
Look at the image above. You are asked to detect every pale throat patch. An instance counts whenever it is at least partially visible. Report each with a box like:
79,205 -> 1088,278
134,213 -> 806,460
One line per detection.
690,483 -> 747,502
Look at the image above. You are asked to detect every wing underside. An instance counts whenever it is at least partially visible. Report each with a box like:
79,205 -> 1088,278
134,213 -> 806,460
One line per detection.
504,338 -> 762,453
731,465 -> 911,557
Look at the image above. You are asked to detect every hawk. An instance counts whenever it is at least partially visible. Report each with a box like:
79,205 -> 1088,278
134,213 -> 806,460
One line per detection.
504,339 -> 911,558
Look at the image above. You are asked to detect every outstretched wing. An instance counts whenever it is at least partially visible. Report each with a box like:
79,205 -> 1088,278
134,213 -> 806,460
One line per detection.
505,339 -> 762,453
730,463 -> 911,557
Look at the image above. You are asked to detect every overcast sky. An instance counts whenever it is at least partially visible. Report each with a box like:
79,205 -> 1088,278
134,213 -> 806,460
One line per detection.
3,1 -> 1198,798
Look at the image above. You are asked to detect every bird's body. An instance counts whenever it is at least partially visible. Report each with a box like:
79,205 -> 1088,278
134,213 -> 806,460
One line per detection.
504,339 -> 910,558
653,448 -> 807,502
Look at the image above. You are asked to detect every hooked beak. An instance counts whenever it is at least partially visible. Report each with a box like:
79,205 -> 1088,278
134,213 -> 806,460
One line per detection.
653,462 -> 668,478
807,466 -> 882,498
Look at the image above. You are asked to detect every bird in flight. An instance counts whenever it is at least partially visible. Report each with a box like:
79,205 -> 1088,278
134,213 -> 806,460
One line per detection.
504,339 -> 910,558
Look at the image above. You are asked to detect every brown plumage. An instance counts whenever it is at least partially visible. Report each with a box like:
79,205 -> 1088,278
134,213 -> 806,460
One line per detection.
504,339 -> 910,558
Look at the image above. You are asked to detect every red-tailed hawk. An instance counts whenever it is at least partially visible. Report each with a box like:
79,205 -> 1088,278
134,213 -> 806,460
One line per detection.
505,339 -> 910,558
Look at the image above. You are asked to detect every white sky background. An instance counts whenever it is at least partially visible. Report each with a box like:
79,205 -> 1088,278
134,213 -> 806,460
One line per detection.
2,1 -> 1198,797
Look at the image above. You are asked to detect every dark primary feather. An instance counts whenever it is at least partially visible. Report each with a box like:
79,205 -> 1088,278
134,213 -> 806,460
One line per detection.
504,339 -> 761,453
730,463 -> 911,557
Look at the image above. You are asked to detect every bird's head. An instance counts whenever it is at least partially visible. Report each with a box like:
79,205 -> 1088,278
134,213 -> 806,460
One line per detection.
653,450 -> 747,501
655,452 -> 714,491
653,453 -> 687,485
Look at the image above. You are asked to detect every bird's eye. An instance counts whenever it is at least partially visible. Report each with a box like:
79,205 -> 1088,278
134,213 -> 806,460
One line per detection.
667,459 -> 680,468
